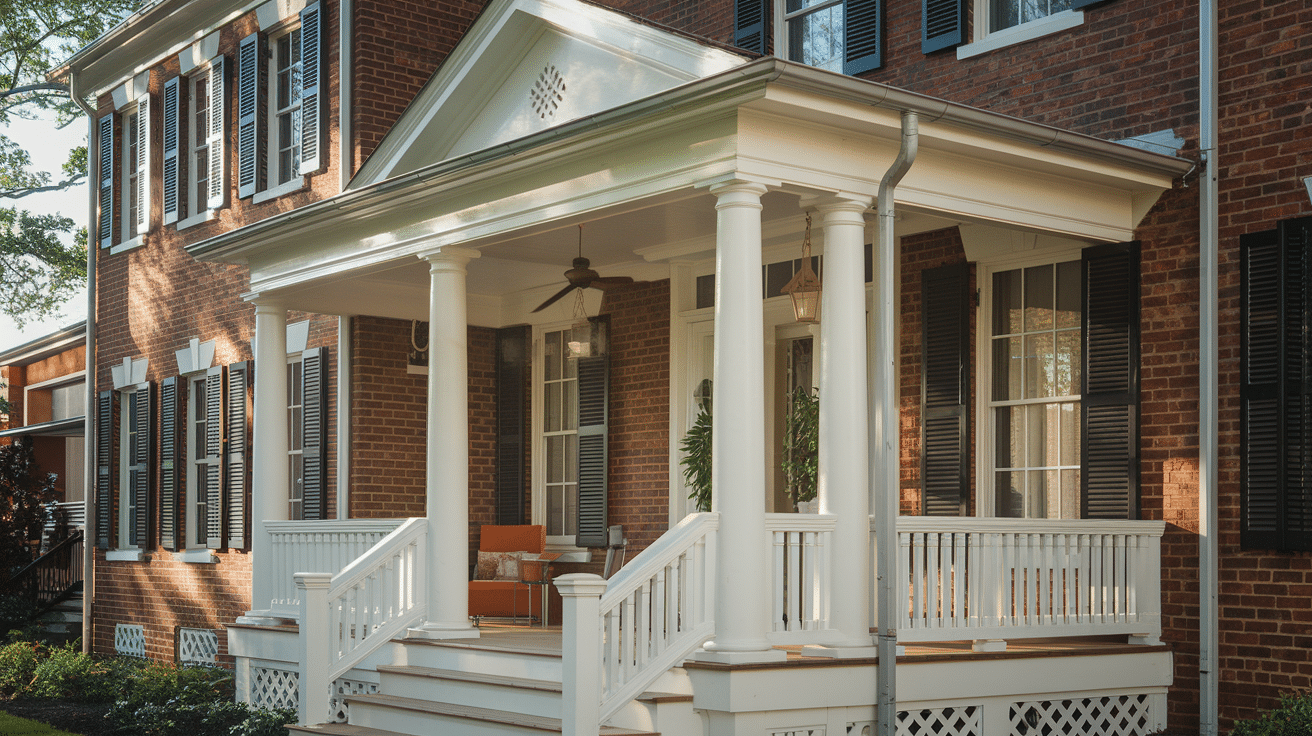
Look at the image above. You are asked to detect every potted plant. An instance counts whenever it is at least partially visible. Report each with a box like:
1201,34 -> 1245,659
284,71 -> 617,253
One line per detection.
782,386 -> 819,512
679,404 -> 713,513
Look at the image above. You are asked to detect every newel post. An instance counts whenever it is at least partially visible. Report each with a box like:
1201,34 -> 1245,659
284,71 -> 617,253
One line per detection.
557,573 -> 608,736
296,572 -> 333,726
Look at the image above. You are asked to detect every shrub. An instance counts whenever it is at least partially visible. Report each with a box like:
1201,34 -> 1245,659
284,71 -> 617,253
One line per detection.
0,595 -> 42,640
110,699 -> 295,736
1230,693 -> 1312,736
0,638 -> 42,695
28,642 -> 119,702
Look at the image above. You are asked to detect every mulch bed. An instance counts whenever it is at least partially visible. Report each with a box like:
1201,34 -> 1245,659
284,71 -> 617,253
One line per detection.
0,699 -> 114,736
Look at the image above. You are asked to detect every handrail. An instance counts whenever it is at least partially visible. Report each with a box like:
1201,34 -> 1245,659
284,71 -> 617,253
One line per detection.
594,511 -> 718,722
1,530 -> 85,610
265,518 -> 406,617
296,517 -> 428,725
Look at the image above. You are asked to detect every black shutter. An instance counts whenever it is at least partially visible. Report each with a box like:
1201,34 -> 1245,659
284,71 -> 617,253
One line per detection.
1081,242 -> 1140,520
226,362 -> 251,549
129,386 -> 153,548
496,326 -> 530,525
1241,217 -> 1312,550
96,391 -> 120,549
734,0 -> 768,53
162,78 -> 180,225
576,355 -> 609,547
844,0 -> 883,74
920,262 -> 970,516
922,0 -> 963,53
301,348 -> 328,521
97,115 -> 114,248
237,34 -> 263,198
204,368 -> 225,548
160,377 -> 183,551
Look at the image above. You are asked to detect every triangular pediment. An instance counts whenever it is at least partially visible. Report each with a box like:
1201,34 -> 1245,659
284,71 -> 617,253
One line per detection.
351,0 -> 748,187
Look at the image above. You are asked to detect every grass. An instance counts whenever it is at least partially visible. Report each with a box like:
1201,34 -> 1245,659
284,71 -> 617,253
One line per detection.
0,710 -> 84,736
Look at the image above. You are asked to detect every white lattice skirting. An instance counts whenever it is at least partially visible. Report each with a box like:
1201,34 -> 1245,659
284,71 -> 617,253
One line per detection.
177,628 -> 218,664
1011,694 -> 1151,736
330,678 -> 380,723
114,624 -> 145,658
896,706 -> 982,736
251,666 -> 300,711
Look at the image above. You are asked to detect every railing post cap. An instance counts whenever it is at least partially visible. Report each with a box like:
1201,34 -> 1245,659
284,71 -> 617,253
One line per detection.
554,573 -> 608,597
294,572 -> 334,589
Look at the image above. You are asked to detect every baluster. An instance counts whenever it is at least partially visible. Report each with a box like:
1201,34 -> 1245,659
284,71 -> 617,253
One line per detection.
772,530 -> 785,631
1002,533 -> 1016,627
1091,534 -> 1104,624
953,532 -> 966,629
653,568 -> 667,655
1115,534 -> 1126,623
1041,533 -> 1053,627
1061,533 -> 1074,626
1127,533 -> 1139,621
819,524 -> 832,631
622,592 -> 636,683
606,607 -> 620,693
669,558 -> 681,636
925,532 -> 941,630
967,532 -> 981,629
801,531 -> 816,629
1023,533 -> 1036,628
898,531 -> 911,630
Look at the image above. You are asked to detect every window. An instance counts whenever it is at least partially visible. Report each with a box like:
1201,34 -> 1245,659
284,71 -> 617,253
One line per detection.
101,384 -> 151,553
959,0 -> 1098,58
163,58 -> 226,226
782,0 -> 844,72
540,325 -> 584,537
735,0 -> 882,74
186,369 -> 221,549
988,0 -> 1071,32
122,107 -> 140,241
287,347 -> 327,521
1240,216 -> 1312,550
99,90 -> 151,249
985,259 -> 1082,518
238,1 -> 323,200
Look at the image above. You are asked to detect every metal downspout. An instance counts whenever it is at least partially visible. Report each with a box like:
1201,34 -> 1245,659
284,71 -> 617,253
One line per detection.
67,71 -> 97,655
875,110 -> 917,736
1198,0 -> 1220,731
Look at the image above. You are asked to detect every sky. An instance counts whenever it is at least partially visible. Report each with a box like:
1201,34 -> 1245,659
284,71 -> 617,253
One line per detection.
0,113 -> 89,354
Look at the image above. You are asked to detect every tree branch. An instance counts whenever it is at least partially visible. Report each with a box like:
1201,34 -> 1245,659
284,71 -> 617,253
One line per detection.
0,174 -> 85,199
0,81 -> 67,99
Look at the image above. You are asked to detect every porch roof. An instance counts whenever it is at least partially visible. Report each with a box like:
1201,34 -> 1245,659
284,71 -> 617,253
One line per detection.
186,56 -> 1191,324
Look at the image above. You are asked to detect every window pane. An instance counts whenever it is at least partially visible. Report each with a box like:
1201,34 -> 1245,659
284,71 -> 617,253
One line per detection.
993,269 -> 1022,335
1024,264 -> 1053,331
1025,403 -> 1045,469
545,382 -> 562,433
997,471 -> 1024,517
1027,470 -> 1047,518
546,436 -> 564,483
566,434 -> 578,484
548,487 -> 563,536
545,331 -> 562,380
994,406 -> 1018,469
1025,332 -> 1054,398
1055,328 -> 1080,396
565,481 -> 578,536
1060,402 -> 1080,466
787,5 -> 843,72
1056,260 -> 1081,328
1061,469 -> 1079,519
563,379 -> 577,432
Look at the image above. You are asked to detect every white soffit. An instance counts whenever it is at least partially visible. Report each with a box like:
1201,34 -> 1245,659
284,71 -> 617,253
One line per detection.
351,0 -> 747,186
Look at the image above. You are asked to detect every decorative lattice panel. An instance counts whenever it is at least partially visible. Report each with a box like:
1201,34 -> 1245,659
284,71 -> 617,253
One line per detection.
114,624 -> 145,658
771,729 -> 824,736
848,721 -> 875,735
1010,694 -> 1151,736
330,678 -> 379,723
530,65 -> 566,119
896,706 -> 981,736
251,666 -> 300,711
177,628 -> 218,664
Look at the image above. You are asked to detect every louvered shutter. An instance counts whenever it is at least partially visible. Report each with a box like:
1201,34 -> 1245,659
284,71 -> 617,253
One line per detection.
734,0 -> 768,54
226,362 -> 251,549
922,0 -> 963,53
160,377 -> 182,551
96,391 -> 120,549
204,367 -> 225,548
301,348 -> 328,520
1080,242 -> 1140,520
298,2 -> 324,175
134,93 -> 151,234
497,326 -> 530,525
1241,218 -> 1312,550
129,386 -> 153,548
162,79 -> 180,225
575,355 -> 609,547
237,34 -> 263,198
207,56 -> 227,209
98,115 -> 114,248
844,0 -> 883,74
920,262 -> 970,516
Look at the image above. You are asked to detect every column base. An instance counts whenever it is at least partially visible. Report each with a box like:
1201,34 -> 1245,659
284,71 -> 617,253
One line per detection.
690,647 -> 787,665
800,644 -> 880,659
406,622 -> 482,640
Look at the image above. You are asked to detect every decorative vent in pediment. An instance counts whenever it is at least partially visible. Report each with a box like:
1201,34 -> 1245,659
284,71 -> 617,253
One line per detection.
530,65 -> 566,120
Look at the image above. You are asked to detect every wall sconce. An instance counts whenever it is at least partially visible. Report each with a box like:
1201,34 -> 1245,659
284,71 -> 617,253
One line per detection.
782,213 -> 822,323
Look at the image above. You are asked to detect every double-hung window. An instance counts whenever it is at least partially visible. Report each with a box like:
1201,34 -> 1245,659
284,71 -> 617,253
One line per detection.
98,84 -> 152,250
163,58 -> 227,227
97,358 -> 153,558
959,0 -> 1104,58
238,1 -> 323,201
736,0 -> 883,74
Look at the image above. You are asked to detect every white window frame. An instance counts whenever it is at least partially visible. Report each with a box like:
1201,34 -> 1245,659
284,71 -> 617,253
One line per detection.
179,369 -> 219,562
118,104 -> 143,250
287,353 -> 306,520
958,0 -> 1084,59
178,68 -> 219,230
975,246 -> 1084,519
109,383 -> 148,560
774,0 -> 846,73
531,321 -> 587,550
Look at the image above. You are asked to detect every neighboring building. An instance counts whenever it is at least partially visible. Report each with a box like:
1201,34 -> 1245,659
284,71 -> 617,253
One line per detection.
0,322 -> 89,532
45,0 -> 1310,734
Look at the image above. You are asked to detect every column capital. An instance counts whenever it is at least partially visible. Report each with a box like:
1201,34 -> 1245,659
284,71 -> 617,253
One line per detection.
803,192 -> 874,216
246,294 -> 288,312
418,245 -> 481,268
707,178 -> 771,201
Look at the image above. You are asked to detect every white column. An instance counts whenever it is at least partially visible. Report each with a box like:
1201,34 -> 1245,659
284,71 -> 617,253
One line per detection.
409,246 -> 481,639
245,300 -> 289,621
806,195 -> 877,657
696,179 -> 784,664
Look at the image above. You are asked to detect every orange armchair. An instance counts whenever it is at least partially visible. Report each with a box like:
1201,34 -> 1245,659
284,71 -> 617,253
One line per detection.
469,525 -> 546,620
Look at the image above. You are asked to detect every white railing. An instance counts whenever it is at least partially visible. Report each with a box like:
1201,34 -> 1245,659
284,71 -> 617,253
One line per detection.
297,517 -> 427,725
765,513 -> 837,643
892,517 -> 1165,643
265,519 -> 405,618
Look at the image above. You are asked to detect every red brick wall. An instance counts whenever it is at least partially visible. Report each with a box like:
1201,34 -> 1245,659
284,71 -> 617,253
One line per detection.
593,0 -> 735,45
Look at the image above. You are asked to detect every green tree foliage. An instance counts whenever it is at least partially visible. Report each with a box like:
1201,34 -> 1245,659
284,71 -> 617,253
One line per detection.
0,436 -> 56,575
0,0 -> 140,326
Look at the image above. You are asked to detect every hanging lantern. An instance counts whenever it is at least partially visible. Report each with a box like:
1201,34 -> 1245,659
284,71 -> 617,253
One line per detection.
781,213 -> 822,323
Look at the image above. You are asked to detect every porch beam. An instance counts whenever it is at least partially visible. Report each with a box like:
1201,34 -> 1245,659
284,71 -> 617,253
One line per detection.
244,300 -> 289,623
806,194 -> 877,657
408,245 -> 481,640
695,178 -> 785,664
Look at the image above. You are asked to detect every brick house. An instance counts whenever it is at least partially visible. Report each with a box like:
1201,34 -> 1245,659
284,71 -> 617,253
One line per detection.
46,0 -> 1310,733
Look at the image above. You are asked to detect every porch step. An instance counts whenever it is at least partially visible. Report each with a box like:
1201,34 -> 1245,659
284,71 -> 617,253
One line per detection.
376,665 -> 563,718
397,636 -> 564,681
345,692 -> 659,735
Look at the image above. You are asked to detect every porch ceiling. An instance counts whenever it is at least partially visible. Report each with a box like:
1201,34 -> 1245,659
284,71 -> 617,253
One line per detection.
187,59 -> 1190,325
